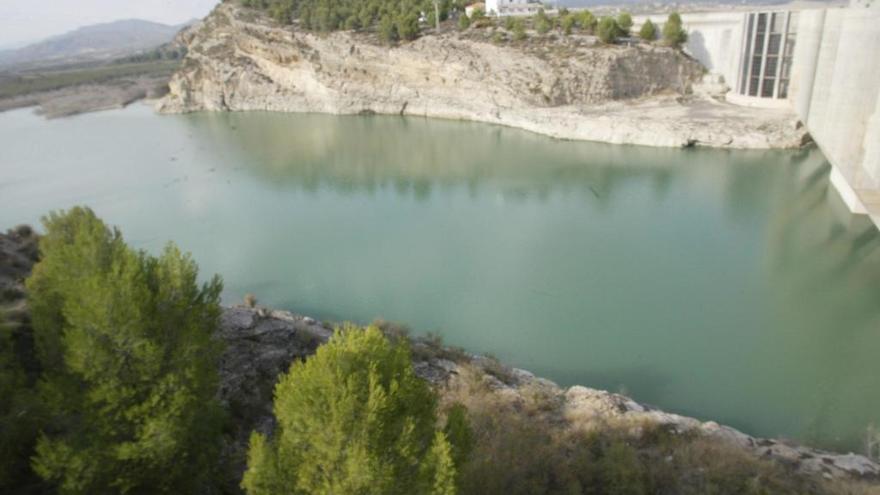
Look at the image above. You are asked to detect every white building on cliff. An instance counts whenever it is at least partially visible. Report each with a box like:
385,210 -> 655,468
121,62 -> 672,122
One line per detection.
484,0 -> 543,16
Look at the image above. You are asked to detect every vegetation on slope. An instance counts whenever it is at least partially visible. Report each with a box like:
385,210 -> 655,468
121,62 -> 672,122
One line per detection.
242,325 -> 472,494
1,210 -> 879,495
0,61 -> 178,100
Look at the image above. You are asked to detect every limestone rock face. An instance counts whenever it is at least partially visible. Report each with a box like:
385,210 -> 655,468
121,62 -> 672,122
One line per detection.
158,2 -> 808,149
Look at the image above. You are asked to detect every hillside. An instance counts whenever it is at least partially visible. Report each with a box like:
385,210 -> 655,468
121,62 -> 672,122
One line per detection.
0,19 -> 190,69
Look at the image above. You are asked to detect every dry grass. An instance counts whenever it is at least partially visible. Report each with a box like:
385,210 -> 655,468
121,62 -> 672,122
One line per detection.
439,365 -> 880,495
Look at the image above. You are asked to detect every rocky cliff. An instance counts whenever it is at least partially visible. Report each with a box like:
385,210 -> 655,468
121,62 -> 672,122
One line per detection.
158,2 -> 808,149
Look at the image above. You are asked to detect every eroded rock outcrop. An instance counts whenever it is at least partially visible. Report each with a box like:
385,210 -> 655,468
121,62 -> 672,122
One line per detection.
158,1 -> 808,149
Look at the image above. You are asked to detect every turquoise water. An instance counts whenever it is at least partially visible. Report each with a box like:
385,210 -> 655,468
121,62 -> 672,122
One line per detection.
1,104 -> 879,452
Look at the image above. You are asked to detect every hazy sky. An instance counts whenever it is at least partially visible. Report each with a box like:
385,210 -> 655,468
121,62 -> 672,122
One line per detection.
0,0 -> 220,48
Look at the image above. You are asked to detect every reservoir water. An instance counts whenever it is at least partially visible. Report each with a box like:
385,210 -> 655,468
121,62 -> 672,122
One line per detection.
2,104 -> 879,452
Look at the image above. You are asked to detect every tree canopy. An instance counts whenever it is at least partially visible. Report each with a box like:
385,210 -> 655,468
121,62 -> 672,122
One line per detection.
662,12 -> 688,48
639,19 -> 656,41
597,16 -> 619,44
242,0 -> 461,40
241,325 -> 471,495
25,207 -> 225,494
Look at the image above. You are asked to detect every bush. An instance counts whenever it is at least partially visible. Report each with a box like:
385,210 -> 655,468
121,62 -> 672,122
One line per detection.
597,16 -> 619,44
616,12 -> 633,36
504,15 -> 516,31
639,19 -> 657,41
26,207 -> 225,494
513,18 -> 527,41
241,325 -> 472,495
561,14 -> 576,36
380,14 -> 399,41
458,12 -> 471,30
397,12 -> 420,40
663,12 -> 688,47
578,10 -> 597,34
535,9 -> 552,34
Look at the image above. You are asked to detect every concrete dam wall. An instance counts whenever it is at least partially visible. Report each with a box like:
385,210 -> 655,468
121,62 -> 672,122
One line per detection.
636,2 -> 879,226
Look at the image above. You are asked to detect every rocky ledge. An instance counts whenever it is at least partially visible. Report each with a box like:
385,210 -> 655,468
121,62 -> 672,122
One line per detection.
157,2 -> 808,149
219,305 -> 879,483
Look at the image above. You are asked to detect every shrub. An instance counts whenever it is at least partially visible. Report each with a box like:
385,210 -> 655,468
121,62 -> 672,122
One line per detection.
561,14 -> 576,36
458,12 -> 471,30
578,10 -> 597,33
504,15 -> 516,31
380,14 -> 399,41
513,18 -> 527,40
663,12 -> 688,47
397,12 -> 420,40
241,325 -> 472,495
535,9 -> 552,34
616,12 -> 633,36
639,19 -> 657,41
597,16 -> 619,44
26,207 -> 225,494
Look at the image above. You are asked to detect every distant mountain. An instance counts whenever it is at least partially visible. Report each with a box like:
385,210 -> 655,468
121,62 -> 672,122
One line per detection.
0,19 -> 192,69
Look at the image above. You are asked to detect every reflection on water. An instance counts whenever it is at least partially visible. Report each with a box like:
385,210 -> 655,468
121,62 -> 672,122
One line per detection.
1,105 -> 879,452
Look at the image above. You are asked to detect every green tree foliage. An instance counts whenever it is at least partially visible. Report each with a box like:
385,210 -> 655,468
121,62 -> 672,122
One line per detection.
561,14 -> 576,36
504,15 -> 516,31
512,18 -> 527,41
243,0 -> 444,41
397,12 -> 420,40
597,16 -> 619,44
380,14 -> 399,41
616,12 -> 633,36
0,310 -> 43,493
535,9 -> 552,34
241,325 -> 471,495
639,19 -> 657,41
25,207 -> 225,495
458,12 -> 471,30
578,10 -> 597,34
663,12 -> 688,47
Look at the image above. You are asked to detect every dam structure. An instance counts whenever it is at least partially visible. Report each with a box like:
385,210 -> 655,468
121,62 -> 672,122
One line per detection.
637,1 -> 880,227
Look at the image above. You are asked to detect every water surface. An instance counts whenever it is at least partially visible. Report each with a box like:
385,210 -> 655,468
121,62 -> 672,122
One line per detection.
2,104 -> 879,452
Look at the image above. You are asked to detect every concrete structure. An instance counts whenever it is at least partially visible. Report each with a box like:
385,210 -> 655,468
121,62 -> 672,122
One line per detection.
635,1 -> 880,226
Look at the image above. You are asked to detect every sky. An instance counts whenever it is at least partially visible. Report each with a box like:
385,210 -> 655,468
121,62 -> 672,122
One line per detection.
0,0 -> 220,49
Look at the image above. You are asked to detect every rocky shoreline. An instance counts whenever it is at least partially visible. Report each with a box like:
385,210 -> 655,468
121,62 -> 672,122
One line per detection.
218,304 -> 880,484
156,2 -> 809,150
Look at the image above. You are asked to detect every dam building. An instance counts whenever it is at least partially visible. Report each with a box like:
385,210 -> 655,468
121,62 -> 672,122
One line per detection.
634,1 -> 880,228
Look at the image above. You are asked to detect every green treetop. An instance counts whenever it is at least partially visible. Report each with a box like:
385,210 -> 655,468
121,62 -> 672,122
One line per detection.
597,16 -> 619,44
663,12 -> 688,47
578,10 -> 597,34
241,325 -> 472,495
26,207 -> 225,494
639,19 -> 657,41
616,12 -> 633,36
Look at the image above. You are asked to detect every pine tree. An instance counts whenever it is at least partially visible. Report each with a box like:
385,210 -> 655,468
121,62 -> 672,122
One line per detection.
0,310 -> 43,493
663,12 -> 688,48
242,325 -> 470,495
597,17 -> 619,44
26,207 -> 225,494
639,19 -> 656,41
578,10 -> 597,34
616,12 -> 633,37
